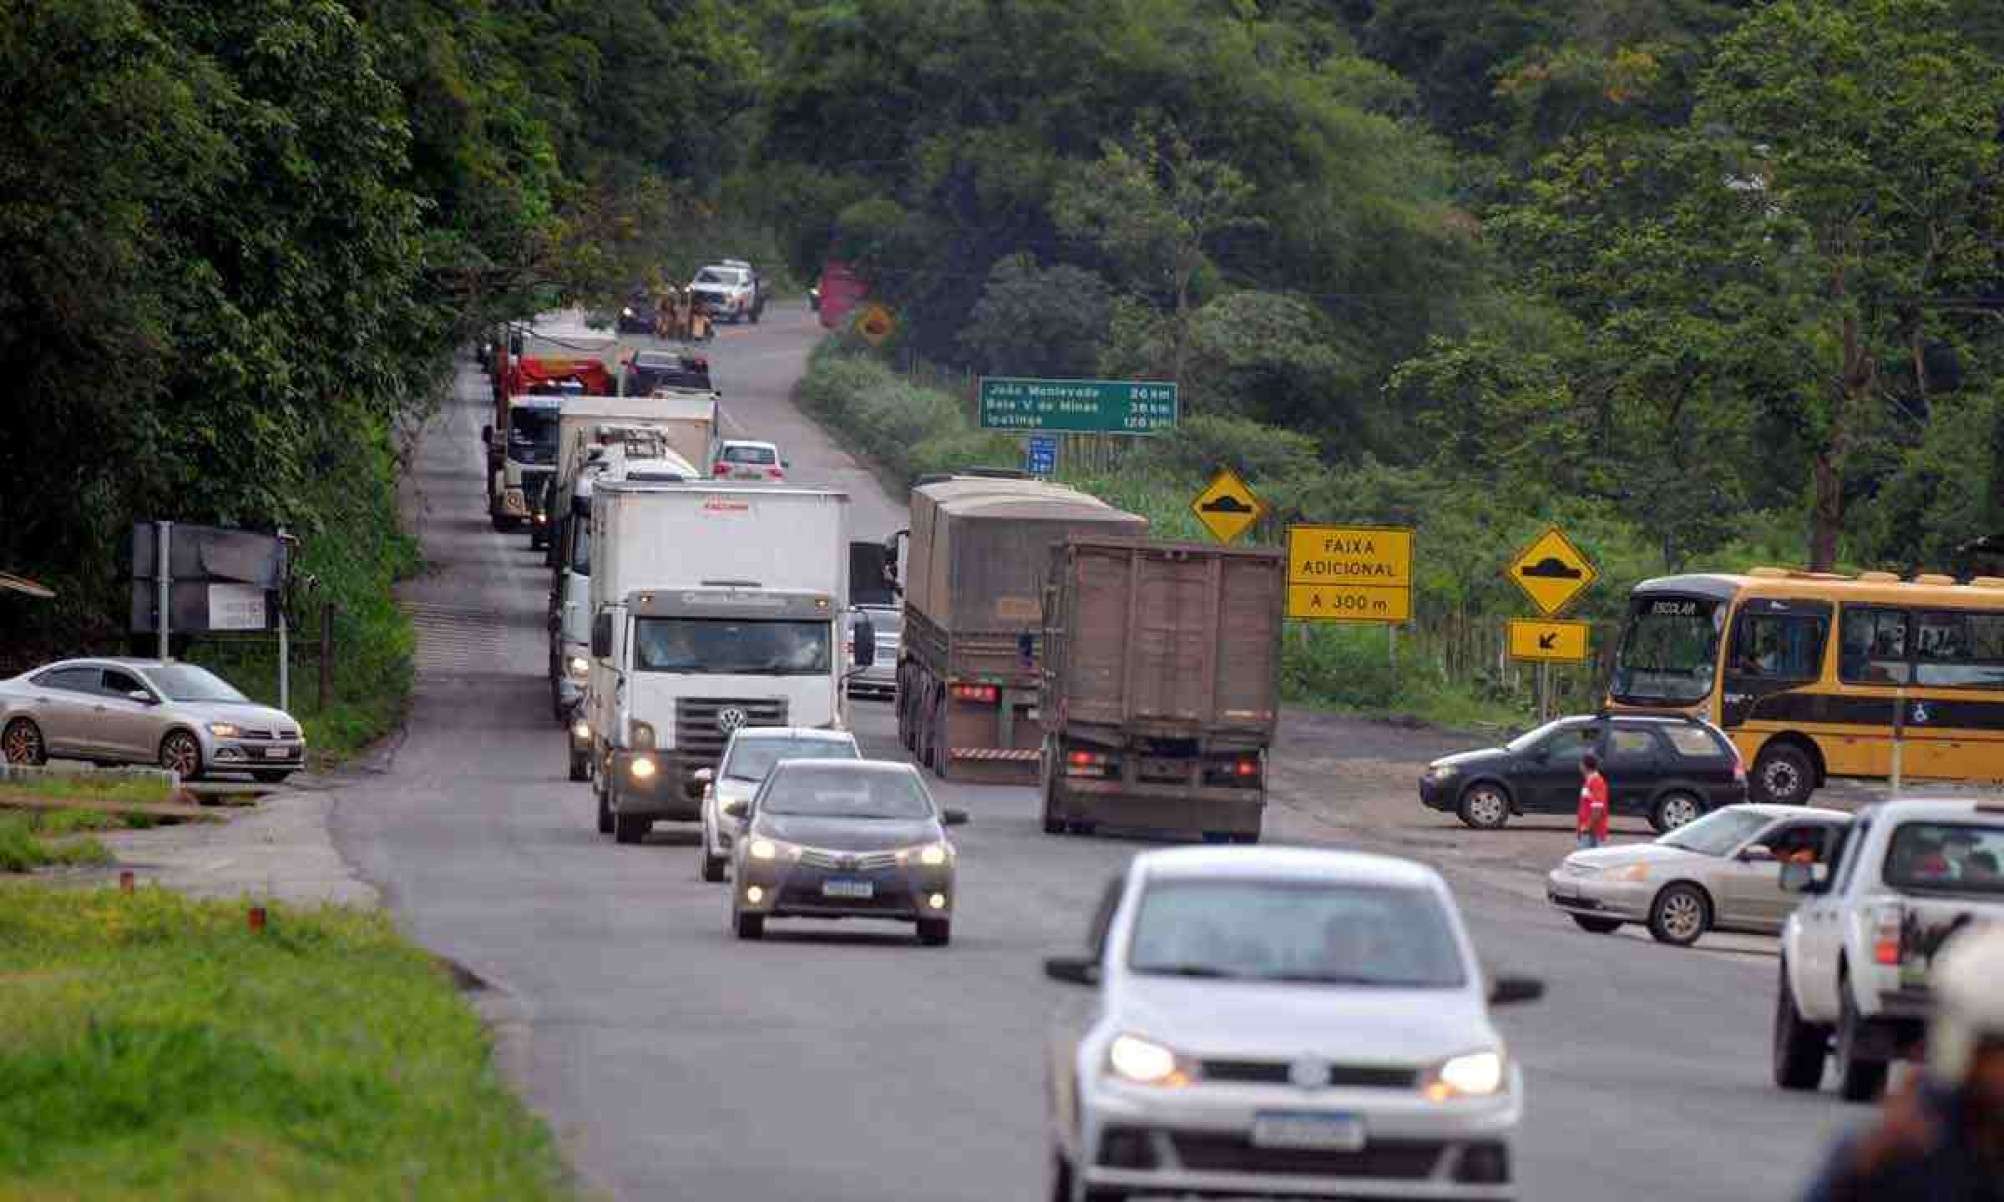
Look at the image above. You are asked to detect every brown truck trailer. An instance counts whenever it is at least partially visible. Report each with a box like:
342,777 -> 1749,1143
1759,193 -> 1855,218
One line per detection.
1038,537 -> 1284,841
894,474 -> 1146,783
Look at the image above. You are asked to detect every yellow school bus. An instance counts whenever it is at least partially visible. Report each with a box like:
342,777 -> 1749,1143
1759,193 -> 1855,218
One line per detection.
1607,567 -> 2004,803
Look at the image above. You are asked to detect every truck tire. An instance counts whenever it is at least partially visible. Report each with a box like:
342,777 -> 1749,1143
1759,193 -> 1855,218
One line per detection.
568,750 -> 590,783
1040,756 -> 1066,835
734,911 -> 765,940
613,812 -> 648,845
1835,969 -> 1889,1103
1772,958 -> 1828,1091
1752,742 -> 1815,805
596,780 -> 613,835
928,693 -> 950,779
917,918 -> 951,946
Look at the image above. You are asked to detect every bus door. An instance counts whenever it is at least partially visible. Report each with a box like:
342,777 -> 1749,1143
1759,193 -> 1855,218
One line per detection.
1721,597 -> 1833,748
1903,608 -> 2004,782
1830,605 -> 1911,777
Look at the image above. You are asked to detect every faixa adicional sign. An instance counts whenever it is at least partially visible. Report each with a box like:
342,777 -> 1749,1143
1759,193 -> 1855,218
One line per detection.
1284,525 -> 1413,623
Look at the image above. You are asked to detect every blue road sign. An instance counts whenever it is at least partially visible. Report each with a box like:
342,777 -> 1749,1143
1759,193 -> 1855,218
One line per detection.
1026,434 -> 1058,476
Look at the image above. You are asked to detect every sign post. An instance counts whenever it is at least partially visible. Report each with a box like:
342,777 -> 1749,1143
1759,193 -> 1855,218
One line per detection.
1503,526 -> 1599,716
1190,467 -> 1266,545
977,377 -> 1178,435
1025,433 -> 1058,477
1284,526 -> 1414,623
155,521 -> 172,661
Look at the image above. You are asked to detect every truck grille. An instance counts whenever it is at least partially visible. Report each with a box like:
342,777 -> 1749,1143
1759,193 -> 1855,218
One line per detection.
674,698 -> 788,769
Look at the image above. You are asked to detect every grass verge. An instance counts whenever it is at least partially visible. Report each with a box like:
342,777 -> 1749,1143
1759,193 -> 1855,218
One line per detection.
0,815 -> 112,872
0,886 -> 571,1200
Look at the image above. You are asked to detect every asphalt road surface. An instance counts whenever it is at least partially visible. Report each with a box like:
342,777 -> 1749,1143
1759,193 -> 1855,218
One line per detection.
332,303 -> 1862,1201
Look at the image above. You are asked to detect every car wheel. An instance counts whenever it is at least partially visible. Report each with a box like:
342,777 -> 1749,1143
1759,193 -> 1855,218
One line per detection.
734,911 -> 765,941
1753,743 -> 1814,805
613,812 -> 647,845
1650,791 -> 1704,833
568,751 -> 590,783
1570,914 -> 1622,934
917,918 -> 951,947
1456,782 -> 1511,830
1048,1149 -> 1073,1202
159,730 -> 203,780
1835,968 -> 1889,1103
2,719 -> 47,766
1647,883 -> 1710,946
251,770 -> 293,785
700,848 -> 727,883
1773,958 -> 1829,1091
596,781 -> 613,835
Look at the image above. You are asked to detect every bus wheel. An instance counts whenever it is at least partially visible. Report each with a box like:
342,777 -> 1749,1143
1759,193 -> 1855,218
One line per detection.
1753,743 -> 1814,805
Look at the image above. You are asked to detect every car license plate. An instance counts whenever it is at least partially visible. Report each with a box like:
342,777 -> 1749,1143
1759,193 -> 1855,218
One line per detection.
264,747 -> 291,760
822,879 -> 874,900
1251,1112 -> 1365,1152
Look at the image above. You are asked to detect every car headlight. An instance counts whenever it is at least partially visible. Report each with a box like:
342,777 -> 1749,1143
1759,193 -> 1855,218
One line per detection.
1107,1034 -> 1194,1087
1600,863 -> 1649,882
747,838 -> 802,863
207,722 -> 240,738
571,719 -> 590,740
1424,1050 -> 1506,1100
621,306 -> 635,318
1428,763 -> 1459,779
629,756 -> 656,780
567,656 -> 590,680
630,721 -> 655,751
896,842 -> 953,867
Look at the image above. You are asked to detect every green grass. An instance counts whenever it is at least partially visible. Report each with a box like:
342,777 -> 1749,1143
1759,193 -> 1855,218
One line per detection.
0,886 -> 572,1200
0,815 -> 112,873
0,771 -> 174,808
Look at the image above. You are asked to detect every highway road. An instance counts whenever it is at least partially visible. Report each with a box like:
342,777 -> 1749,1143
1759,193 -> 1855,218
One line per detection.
331,303 -> 1861,1201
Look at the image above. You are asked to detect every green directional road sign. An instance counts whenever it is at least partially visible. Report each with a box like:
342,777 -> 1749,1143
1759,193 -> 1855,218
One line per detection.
977,377 -> 1179,434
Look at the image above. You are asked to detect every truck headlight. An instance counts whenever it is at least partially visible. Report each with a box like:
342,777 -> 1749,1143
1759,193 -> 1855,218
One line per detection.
1107,1034 -> 1193,1087
567,656 -> 590,680
629,756 -> 656,780
1424,1050 -> 1506,1100
571,718 -> 590,740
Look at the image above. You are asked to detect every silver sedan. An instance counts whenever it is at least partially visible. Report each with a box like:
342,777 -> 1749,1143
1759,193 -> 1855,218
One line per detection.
1546,803 -> 1851,946
0,658 -> 305,782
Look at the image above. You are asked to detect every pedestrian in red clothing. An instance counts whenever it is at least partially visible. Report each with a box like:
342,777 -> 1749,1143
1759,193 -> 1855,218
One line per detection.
1577,753 -> 1610,849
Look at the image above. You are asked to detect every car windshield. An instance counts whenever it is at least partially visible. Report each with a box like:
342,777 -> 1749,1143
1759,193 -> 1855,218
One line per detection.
695,268 -> 745,286
145,664 -> 249,703
1127,879 -> 1467,988
1611,595 -> 1723,705
1658,808 -> 1771,856
722,444 -> 776,464
1504,718 -> 1579,754
1883,822 -> 2004,896
759,764 -> 934,819
633,618 -> 830,675
723,736 -> 859,782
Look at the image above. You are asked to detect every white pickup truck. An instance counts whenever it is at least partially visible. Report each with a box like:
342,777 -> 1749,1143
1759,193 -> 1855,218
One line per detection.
1773,796 -> 2004,1101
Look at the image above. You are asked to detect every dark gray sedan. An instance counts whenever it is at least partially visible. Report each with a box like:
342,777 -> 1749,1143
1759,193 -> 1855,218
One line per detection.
729,759 -> 967,945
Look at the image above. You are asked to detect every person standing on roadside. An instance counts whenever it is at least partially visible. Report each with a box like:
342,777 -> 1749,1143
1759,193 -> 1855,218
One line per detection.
1577,752 -> 1610,848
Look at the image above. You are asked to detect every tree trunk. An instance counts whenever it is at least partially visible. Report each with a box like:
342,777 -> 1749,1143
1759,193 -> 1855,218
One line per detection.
1809,308 -> 1875,573
1808,450 -> 1842,572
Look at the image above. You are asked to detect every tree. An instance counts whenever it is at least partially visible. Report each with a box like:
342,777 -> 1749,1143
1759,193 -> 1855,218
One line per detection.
958,257 -> 1113,378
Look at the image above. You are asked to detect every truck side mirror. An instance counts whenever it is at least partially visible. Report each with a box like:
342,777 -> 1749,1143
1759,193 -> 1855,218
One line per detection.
591,612 -> 612,659
850,612 -> 876,669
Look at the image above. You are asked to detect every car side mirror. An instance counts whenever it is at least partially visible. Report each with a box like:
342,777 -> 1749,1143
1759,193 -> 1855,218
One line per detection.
1780,861 -> 1827,894
1740,844 -> 1775,863
693,768 -> 714,784
128,690 -> 156,705
1488,976 -> 1545,1007
1043,956 -> 1099,987
720,798 -> 746,818
941,807 -> 969,827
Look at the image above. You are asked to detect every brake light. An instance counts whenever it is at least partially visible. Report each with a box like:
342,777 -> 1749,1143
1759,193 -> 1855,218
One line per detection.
951,683 -> 999,704
713,463 -> 731,477
1873,908 -> 1904,966
1234,757 -> 1260,778
766,466 -> 785,478
1065,750 -> 1110,777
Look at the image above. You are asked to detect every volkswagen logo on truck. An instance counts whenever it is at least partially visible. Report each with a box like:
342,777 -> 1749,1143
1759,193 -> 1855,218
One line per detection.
717,707 -> 749,733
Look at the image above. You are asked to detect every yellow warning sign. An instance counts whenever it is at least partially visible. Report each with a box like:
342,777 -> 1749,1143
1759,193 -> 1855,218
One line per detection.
1285,525 -> 1413,624
1508,618 -> 1591,663
854,303 -> 897,347
1190,466 -> 1267,544
1506,525 -> 1599,617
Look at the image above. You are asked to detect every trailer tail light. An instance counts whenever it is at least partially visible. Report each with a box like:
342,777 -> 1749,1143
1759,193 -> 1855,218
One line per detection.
951,683 -> 999,704
1234,757 -> 1260,778
713,463 -> 731,477
1873,908 -> 1904,967
766,466 -> 785,479
1065,750 -> 1110,778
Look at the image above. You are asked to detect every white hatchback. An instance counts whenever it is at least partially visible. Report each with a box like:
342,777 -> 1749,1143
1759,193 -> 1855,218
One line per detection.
709,439 -> 785,482
695,726 -> 859,882
1044,847 -> 1541,1201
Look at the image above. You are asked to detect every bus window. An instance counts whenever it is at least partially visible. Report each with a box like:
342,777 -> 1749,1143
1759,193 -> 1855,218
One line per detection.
1913,611 -> 2004,689
1612,596 -> 1722,705
1728,610 -> 1827,681
1839,607 -> 1911,685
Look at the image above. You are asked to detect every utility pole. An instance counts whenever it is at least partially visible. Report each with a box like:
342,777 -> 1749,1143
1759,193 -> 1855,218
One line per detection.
155,521 -> 172,661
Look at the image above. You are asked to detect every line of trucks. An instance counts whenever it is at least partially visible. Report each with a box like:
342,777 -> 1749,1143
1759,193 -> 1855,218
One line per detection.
481,322 -> 1286,844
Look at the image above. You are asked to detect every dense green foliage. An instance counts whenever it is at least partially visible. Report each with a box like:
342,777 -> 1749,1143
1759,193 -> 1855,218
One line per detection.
0,885 -> 569,1196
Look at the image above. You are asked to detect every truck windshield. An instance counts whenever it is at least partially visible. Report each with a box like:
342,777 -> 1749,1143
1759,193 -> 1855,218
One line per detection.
1884,822 -> 2004,897
633,618 -> 830,675
508,409 -> 559,464
1612,595 -> 1723,705
569,522 -> 591,574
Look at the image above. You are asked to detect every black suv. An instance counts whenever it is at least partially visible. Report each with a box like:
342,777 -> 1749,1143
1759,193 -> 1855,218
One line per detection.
1419,714 -> 1748,833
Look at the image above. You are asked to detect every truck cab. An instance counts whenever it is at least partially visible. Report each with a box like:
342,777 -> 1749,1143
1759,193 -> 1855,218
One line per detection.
1774,796 -> 2004,1101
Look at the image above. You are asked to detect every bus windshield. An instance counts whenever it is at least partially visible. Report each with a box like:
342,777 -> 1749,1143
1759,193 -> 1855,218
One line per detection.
1612,595 -> 1723,705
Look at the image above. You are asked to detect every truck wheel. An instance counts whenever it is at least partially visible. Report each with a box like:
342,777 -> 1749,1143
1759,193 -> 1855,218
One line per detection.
1040,744 -> 1066,835
596,782 -> 613,835
1835,970 -> 1889,1103
1773,958 -> 1829,1091
568,750 -> 590,783
734,912 -> 765,940
613,812 -> 648,844
929,694 -> 951,778
917,919 -> 951,947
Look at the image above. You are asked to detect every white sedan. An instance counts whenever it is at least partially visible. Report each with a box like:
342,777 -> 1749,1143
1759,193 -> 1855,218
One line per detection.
695,726 -> 860,882
1044,846 -> 1541,1201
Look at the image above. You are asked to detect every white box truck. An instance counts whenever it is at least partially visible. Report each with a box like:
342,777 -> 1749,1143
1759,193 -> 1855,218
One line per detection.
584,481 -> 871,843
